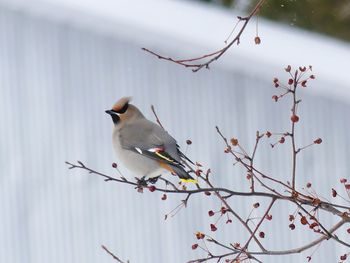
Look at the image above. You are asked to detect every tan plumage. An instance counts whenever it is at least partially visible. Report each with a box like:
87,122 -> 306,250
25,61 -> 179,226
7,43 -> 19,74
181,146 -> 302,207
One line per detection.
105,97 -> 195,183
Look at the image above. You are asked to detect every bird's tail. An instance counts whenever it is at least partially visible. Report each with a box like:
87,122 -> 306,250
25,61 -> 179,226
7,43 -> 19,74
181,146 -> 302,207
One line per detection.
171,165 -> 197,183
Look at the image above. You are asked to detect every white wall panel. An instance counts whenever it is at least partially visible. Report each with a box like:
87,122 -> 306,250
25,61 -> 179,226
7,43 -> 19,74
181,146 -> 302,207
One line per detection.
0,2 -> 349,263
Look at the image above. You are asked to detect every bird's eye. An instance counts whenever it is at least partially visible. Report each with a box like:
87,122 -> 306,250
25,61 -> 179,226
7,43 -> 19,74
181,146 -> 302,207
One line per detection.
117,103 -> 129,114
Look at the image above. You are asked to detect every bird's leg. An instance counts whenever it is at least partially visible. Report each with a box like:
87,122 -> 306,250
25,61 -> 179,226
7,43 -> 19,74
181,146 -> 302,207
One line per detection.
148,175 -> 161,184
135,176 -> 148,187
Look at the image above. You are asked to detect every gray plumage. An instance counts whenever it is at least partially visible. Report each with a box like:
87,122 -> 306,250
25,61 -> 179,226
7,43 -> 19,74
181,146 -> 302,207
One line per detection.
106,97 -> 194,181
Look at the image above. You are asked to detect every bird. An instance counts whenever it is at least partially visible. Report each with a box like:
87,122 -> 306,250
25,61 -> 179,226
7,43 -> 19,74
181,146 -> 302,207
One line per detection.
105,97 -> 196,185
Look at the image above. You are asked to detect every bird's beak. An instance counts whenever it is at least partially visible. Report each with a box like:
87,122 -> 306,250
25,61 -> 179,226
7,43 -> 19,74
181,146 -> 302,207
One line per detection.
105,110 -> 115,115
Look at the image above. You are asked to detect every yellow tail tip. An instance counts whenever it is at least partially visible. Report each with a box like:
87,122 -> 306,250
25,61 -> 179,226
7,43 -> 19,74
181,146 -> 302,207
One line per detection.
180,178 -> 198,184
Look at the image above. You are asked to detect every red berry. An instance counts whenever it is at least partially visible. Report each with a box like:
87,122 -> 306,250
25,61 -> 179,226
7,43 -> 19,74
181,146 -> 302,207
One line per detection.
254,36 -> 261,45
230,138 -> 238,146
279,137 -> 285,144
148,186 -> 156,192
340,254 -> 347,260
340,178 -> 347,184
112,163 -> 118,168
306,182 -> 312,188
332,188 -> 337,197
314,138 -> 322,144
210,224 -> 217,232
300,216 -> 308,225
288,79 -> 294,85
221,207 -> 228,214
208,210 -> 215,217
195,232 -> 205,239
191,244 -> 198,250
259,232 -> 265,238
272,95 -> 278,102
291,115 -> 299,123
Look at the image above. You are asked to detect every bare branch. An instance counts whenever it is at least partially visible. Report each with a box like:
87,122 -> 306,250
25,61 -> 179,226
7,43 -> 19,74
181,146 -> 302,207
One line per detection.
101,245 -> 129,263
142,0 -> 267,72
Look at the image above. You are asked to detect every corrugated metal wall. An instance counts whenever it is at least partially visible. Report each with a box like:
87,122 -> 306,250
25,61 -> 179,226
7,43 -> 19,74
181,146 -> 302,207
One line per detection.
0,3 -> 349,263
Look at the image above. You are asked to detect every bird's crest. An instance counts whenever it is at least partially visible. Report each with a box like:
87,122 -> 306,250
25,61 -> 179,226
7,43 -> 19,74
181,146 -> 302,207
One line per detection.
112,96 -> 132,112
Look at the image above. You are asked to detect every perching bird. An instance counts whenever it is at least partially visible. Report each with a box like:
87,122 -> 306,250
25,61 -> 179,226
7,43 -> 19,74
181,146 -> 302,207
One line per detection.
105,97 -> 196,184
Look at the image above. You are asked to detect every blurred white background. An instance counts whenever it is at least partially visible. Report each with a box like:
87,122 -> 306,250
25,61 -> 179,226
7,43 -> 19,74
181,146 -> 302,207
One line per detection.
0,0 -> 349,262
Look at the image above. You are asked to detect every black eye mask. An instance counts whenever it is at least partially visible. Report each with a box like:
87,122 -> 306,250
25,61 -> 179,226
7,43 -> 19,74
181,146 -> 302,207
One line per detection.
111,114 -> 120,124
117,103 -> 129,114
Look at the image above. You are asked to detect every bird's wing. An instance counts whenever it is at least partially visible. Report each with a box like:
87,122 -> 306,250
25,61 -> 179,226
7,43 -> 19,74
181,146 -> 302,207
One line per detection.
119,119 -> 183,167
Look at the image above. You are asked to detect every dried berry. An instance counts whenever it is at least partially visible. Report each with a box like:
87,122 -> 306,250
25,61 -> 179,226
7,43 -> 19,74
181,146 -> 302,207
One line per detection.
148,186 -> 156,192
289,223 -> 295,230
230,138 -> 239,146
332,188 -> 337,197
310,75 -> 315,79
186,139 -> 192,145
253,202 -> 260,208
161,194 -> 167,200
288,79 -> 294,85
112,163 -> 118,168
254,36 -> 261,45
306,182 -> 312,188
272,95 -> 278,102
221,207 -> 228,214
279,137 -> 285,144
301,80 -> 307,87
266,131 -> 272,138
208,210 -> 215,217
192,244 -> 198,250
291,115 -> 299,123
340,254 -> 347,261
285,65 -> 291,72
340,178 -> 347,184
204,191 -> 211,196
196,232 -> 205,240
314,138 -> 322,144
273,78 -> 278,83
265,214 -> 273,220
210,224 -> 217,232
226,219 -> 232,224
300,216 -> 308,225
259,231 -> 265,238
289,215 -> 295,221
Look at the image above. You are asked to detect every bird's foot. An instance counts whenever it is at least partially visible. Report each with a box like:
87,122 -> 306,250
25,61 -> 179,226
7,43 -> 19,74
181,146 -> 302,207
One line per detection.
148,175 -> 161,184
136,176 -> 148,187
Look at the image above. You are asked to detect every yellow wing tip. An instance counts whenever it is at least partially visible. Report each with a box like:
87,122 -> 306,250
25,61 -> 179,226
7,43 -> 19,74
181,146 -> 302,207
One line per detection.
180,178 -> 198,184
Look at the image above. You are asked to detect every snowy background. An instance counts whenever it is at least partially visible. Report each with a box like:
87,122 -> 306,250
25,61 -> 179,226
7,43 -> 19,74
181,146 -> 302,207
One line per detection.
0,0 -> 350,262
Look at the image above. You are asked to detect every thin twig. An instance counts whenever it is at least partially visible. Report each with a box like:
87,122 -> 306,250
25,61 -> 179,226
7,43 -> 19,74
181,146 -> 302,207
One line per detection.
101,245 -> 128,263
142,0 -> 267,72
